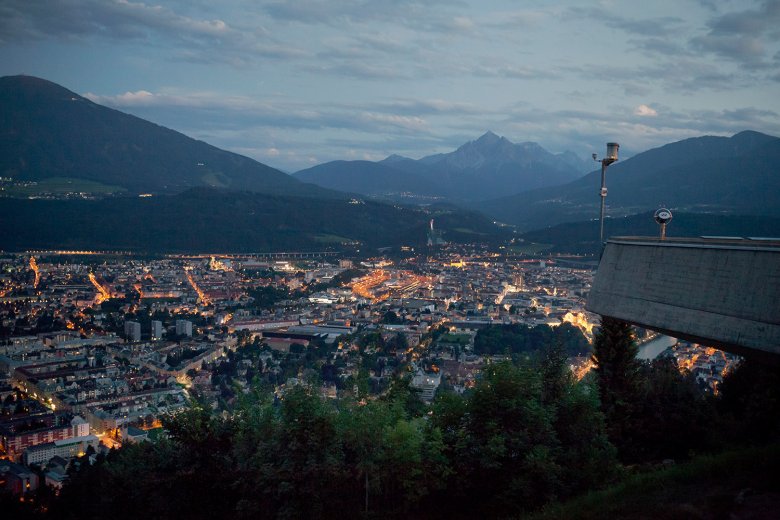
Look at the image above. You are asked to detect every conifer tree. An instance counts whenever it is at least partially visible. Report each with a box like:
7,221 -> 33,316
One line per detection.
591,315 -> 641,447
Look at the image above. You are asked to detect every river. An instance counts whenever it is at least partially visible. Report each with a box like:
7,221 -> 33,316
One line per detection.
637,334 -> 677,360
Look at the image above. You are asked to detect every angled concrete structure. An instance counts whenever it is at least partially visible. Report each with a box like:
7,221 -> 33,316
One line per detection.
586,237 -> 780,359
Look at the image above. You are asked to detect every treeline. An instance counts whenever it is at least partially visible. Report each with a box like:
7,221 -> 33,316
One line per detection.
592,317 -> 780,464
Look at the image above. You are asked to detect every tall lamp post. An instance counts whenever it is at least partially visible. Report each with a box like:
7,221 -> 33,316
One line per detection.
592,142 -> 619,251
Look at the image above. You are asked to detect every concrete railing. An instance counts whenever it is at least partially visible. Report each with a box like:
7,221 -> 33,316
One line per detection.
587,237 -> 780,358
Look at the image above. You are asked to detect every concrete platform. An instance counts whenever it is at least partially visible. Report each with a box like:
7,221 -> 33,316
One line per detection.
586,237 -> 780,359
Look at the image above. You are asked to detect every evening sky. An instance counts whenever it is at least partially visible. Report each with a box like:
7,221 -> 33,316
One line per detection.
1,0 -> 779,171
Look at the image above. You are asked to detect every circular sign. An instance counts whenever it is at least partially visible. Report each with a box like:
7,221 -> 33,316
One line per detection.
654,208 -> 673,224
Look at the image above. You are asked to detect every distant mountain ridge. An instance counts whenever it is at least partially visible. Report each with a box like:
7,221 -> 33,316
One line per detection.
483,130 -> 780,231
293,160 -> 443,199
294,131 -> 589,202
0,75 -> 335,198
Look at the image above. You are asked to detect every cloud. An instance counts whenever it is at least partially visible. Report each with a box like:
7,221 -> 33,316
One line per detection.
80,86 -> 499,170
104,90 -> 157,105
83,87 -> 440,136
0,0 -> 229,43
493,102 -> 780,165
303,61 -> 413,80
567,58 -> 753,94
628,37 -> 690,56
262,0 -> 454,28
450,16 -> 475,31
84,89 -> 231,108
358,112 -> 428,131
0,0 -> 302,66
87,88 -> 335,113
634,104 -> 658,117
482,9 -> 547,30
690,0 -> 780,66
83,81 -> 780,173
563,7 -> 685,37
470,64 -> 559,80
621,83 -> 653,97
374,99 -> 482,116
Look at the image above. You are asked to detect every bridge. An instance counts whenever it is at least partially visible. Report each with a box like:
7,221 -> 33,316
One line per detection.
586,237 -> 780,360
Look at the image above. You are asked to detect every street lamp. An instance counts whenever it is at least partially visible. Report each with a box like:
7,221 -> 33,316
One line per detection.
654,208 -> 673,240
592,142 -> 619,251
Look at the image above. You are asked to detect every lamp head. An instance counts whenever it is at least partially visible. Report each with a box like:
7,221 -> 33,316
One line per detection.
599,142 -> 619,166
606,142 -> 619,161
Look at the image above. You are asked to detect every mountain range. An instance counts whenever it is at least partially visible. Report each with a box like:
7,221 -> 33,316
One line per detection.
294,131 -> 590,202
2,74 -> 778,252
482,130 -> 780,231
0,75 -> 509,251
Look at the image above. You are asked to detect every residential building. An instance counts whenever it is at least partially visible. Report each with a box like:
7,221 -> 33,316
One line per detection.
124,321 -> 141,342
176,320 -> 193,337
0,459 -> 39,495
151,320 -> 163,340
22,434 -> 99,466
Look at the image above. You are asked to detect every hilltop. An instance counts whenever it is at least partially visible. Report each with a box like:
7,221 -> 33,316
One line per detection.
0,75 -> 332,198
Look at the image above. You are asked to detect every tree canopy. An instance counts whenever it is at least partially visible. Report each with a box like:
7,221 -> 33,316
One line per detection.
474,322 -> 590,357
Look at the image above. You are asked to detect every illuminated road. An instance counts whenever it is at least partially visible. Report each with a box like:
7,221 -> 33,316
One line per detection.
29,256 -> 41,289
184,267 -> 211,305
88,272 -> 112,304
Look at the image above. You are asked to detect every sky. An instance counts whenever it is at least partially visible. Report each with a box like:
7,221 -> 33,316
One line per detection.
1,0 -> 779,172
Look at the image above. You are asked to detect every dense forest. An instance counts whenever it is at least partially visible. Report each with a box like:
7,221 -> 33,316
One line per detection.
474,322 -> 591,357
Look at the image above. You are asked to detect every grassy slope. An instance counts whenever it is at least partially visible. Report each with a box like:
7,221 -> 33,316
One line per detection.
528,442 -> 780,520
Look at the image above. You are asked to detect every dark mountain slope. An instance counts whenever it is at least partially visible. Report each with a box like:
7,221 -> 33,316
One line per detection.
0,188 -> 506,252
0,75 -> 333,197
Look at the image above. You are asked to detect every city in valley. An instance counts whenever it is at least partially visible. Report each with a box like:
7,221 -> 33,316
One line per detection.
1,245 -> 738,486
